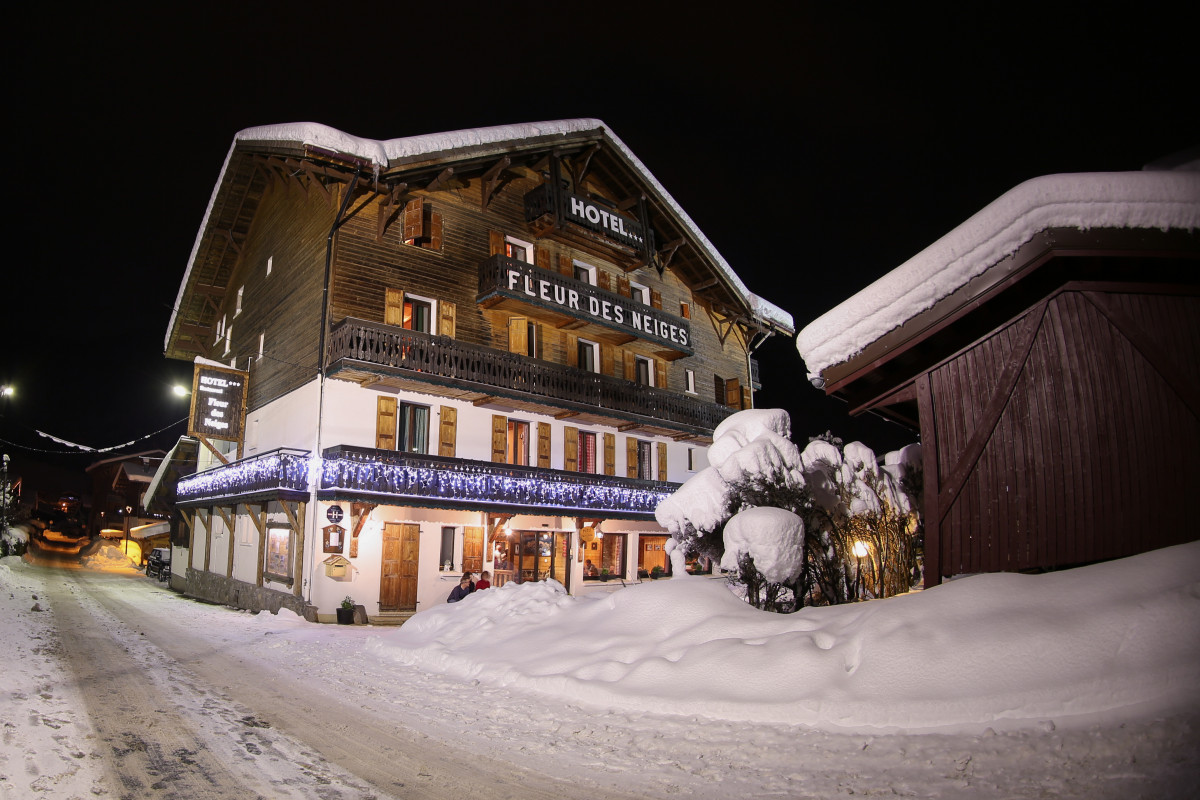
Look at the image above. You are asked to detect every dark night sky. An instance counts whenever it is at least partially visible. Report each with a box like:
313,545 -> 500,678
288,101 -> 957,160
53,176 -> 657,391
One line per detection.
2,3 -> 1195,484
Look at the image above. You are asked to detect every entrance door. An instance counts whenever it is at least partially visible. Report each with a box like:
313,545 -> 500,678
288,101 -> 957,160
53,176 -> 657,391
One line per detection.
381,523 -> 420,611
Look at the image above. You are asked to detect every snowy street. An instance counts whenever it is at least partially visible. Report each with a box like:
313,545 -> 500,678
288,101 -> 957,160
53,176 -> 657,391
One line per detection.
3,552 -> 1199,799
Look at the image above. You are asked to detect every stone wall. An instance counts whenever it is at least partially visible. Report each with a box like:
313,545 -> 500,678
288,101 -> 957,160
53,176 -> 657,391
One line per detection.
185,567 -> 317,621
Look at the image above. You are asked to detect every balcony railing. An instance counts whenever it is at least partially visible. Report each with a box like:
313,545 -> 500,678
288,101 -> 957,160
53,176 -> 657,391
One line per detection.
320,446 -> 676,518
176,448 -> 311,505
326,317 -> 730,434
477,253 -> 692,354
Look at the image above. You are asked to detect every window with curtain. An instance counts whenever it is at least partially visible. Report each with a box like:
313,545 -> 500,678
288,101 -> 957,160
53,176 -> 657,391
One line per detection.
578,431 -> 597,473
398,403 -> 429,453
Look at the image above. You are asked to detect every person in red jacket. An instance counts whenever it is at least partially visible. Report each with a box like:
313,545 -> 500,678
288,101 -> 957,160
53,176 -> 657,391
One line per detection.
475,571 -> 492,590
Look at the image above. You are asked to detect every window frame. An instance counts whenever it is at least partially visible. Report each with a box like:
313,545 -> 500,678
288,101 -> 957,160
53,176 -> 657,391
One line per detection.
397,402 -> 430,454
505,235 -> 535,264
264,522 -> 294,584
507,419 -> 531,466
685,368 -> 696,394
572,260 -> 597,285
577,338 -> 600,374
635,355 -> 654,387
629,281 -> 650,305
636,439 -> 653,480
578,430 -> 598,474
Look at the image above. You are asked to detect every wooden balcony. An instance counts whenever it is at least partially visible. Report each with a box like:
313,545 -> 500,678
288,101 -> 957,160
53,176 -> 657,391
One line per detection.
326,317 -> 730,440
176,448 -> 311,506
319,445 -> 676,519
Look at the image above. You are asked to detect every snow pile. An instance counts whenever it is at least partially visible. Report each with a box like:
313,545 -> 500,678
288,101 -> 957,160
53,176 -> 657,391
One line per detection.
80,543 -> 140,571
797,170 -> 1200,378
370,540 -> 1200,733
720,507 -> 804,583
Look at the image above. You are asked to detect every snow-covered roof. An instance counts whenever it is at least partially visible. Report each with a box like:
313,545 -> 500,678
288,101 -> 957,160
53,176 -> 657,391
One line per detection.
796,169 -> 1200,379
166,119 -> 793,351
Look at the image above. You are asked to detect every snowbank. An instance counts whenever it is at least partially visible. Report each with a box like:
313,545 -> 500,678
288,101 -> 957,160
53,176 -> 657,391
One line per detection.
369,541 -> 1200,734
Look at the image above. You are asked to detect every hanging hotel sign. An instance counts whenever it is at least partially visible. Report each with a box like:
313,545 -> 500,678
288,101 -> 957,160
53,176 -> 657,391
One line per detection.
480,256 -> 692,354
562,194 -> 647,250
187,363 -> 249,443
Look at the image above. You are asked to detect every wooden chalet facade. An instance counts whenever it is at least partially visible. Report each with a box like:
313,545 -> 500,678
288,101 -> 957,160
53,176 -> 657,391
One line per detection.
797,168 -> 1200,587
163,119 -> 793,621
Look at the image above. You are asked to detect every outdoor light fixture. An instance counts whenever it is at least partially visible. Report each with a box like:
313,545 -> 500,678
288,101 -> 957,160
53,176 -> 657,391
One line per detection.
852,541 -> 870,558
172,385 -> 190,397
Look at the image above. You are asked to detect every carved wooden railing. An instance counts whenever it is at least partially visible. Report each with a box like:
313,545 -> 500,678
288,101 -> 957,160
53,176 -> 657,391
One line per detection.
326,317 -> 730,433
320,445 -> 677,517
177,448 -> 311,504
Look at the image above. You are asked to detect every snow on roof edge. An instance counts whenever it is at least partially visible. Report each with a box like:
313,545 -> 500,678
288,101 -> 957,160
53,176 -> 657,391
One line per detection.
166,120 -> 794,351
796,170 -> 1200,378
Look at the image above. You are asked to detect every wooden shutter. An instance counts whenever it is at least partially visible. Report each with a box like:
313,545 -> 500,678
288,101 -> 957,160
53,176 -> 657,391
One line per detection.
438,301 -> 456,337
657,442 -> 668,482
714,375 -> 726,404
537,422 -> 551,468
725,377 -> 742,409
623,350 -> 635,381
564,426 -> 579,472
509,316 -> 529,355
626,437 -> 639,479
439,406 -> 457,457
565,331 -> 578,368
489,230 -> 505,257
596,271 -> 611,292
491,415 -> 507,463
741,385 -> 753,410
535,246 -> 550,271
463,527 -> 483,574
428,210 -> 443,250
403,199 -> 423,242
655,359 -> 667,389
385,288 -> 405,326
600,343 -> 614,377
557,253 -> 573,277
680,301 -> 690,319
650,289 -> 662,310
604,433 -> 616,476
376,396 -> 397,450
617,275 -> 631,297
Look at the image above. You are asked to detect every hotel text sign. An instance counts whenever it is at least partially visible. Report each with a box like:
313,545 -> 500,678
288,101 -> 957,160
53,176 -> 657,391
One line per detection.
562,194 -> 647,250
496,260 -> 691,352
188,364 -> 249,443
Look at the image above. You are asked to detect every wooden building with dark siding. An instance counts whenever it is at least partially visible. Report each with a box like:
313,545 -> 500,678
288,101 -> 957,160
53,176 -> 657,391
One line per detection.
797,169 -> 1200,587
162,120 -> 793,621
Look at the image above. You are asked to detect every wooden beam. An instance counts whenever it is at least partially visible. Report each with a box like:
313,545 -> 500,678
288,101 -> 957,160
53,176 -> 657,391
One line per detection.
617,423 -> 642,432
553,410 -> 579,420
242,502 -> 266,536
426,167 -> 455,192
195,435 -> 230,466
573,143 -> 600,185
480,157 -> 511,212
657,238 -> 685,270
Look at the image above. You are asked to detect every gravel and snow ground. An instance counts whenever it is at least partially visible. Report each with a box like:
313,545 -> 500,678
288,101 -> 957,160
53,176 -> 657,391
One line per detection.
2,540 -> 1198,799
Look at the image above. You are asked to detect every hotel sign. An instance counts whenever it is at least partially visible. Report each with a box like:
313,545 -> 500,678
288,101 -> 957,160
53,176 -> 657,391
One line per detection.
480,255 -> 691,353
562,194 -> 648,250
188,363 -> 249,443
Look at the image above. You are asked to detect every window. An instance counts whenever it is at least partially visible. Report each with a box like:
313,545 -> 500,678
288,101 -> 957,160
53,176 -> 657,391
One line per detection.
235,285 -> 244,316
215,314 -> 226,344
635,355 -> 653,386
577,339 -> 599,373
223,325 -> 232,356
573,260 -> 596,285
578,431 -> 597,474
439,527 -> 455,571
266,256 -> 273,276
403,296 -> 433,333
397,403 -> 430,453
265,523 -> 293,582
506,235 -> 534,263
688,448 -> 696,471
507,420 -> 530,465
403,199 -> 443,250
584,532 -> 626,580
637,440 -> 653,480
258,332 -> 265,360
526,321 -> 539,358
685,369 -> 696,394
629,281 -> 650,305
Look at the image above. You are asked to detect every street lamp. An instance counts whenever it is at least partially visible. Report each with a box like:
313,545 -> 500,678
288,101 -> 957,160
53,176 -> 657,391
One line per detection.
172,385 -> 190,398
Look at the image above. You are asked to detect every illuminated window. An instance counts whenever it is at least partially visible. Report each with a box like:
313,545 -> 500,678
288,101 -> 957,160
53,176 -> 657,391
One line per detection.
265,523 -> 293,581
505,235 -> 534,263
403,296 -> 433,333
507,420 -> 530,465
578,431 -> 597,474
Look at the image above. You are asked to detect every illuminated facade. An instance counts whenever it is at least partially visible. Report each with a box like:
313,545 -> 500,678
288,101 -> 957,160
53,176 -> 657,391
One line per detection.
163,120 -> 793,621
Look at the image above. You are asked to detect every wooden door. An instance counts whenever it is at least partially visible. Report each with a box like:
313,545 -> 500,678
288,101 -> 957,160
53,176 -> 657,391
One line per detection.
381,523 -> 420,612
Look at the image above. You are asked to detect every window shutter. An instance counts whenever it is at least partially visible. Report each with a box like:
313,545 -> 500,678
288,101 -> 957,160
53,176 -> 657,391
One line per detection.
565,332 -> 579,368
385,288 -> 405,327
376,397 -> 398,450
596,270 -> 611,292
714,375 -> 726,405
617,276 -> 631,297
537,422 -> 551,468
564,426 -> 579,472
557,253 -> 573,277
428,210 -> 443,250
725,377 -> 742,409
623,350 -> 635,381
741,385 -> 753,410
626,437 -> 639,479
463,527 -> 483,573
600,343 -> 614,376
403,199 -> 423,242
508,316 -> 528,355
650,289 -> 662,310
680,301 -> 690,319
439,406 -> 457,457
657,442 -> 668,481
535,246 -> 551,271
438,301 -> 456,337
489,230 -> 505,257
655,359 -> 667,389
603,433 -> 616,476
491,415 -> 507,463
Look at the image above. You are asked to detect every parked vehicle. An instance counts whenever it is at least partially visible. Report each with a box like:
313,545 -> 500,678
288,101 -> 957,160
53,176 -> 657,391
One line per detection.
146,547 -> 171,581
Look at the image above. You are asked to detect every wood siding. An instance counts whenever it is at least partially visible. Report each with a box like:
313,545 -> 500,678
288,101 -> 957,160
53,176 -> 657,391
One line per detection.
923,287 -> 1200,584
